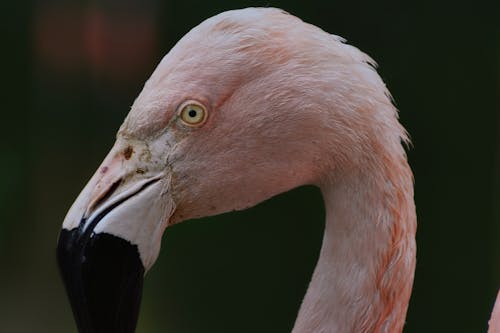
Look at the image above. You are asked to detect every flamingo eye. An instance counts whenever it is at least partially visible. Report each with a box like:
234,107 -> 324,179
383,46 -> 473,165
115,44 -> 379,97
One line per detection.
179,102 -> 207,126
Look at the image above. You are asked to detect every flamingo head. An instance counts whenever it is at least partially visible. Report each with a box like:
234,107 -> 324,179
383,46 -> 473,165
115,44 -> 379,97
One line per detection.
57,7 -> 400,333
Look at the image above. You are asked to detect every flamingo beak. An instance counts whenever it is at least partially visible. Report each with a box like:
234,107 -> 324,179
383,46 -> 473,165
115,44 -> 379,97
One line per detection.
56,141 -> 175,333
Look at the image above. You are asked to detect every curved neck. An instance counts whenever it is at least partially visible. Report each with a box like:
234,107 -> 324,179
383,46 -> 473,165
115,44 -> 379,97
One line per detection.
292,163 -> 416,333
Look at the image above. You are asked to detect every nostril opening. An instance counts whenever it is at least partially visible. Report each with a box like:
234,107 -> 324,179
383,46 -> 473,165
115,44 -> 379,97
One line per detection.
123,146 -> 134,160
92,179 -> 122,211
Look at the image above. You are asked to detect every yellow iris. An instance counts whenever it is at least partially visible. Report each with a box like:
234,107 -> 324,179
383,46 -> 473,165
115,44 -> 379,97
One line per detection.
180,102 -> 207,126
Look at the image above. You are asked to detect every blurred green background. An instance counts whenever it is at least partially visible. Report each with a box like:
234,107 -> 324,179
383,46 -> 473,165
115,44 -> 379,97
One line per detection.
2,0 -> 499,332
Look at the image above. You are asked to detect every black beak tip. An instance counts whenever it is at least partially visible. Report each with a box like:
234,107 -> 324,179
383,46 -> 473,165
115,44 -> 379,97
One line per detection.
57,229 -> 145,333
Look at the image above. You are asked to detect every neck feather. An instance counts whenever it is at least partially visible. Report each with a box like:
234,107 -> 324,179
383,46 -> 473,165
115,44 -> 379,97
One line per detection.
292,155 -> 416,333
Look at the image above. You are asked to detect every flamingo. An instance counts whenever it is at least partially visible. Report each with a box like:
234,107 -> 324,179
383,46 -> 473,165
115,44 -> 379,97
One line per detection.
55,7 -> 499,333
56,7 -> 416,333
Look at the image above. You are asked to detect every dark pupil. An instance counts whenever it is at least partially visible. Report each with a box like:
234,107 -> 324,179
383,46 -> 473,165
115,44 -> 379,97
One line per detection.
188,109 -> 197,118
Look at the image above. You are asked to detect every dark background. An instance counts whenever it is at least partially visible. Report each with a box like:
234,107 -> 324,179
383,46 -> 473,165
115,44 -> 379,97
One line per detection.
1,0 -> 499,332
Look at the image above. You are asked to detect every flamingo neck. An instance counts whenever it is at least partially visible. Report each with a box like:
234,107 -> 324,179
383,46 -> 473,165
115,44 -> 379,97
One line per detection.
292,164 -> 416,333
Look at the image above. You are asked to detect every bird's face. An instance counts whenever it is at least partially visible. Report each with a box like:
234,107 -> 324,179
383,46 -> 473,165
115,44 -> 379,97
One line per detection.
57,9 -> 328,332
